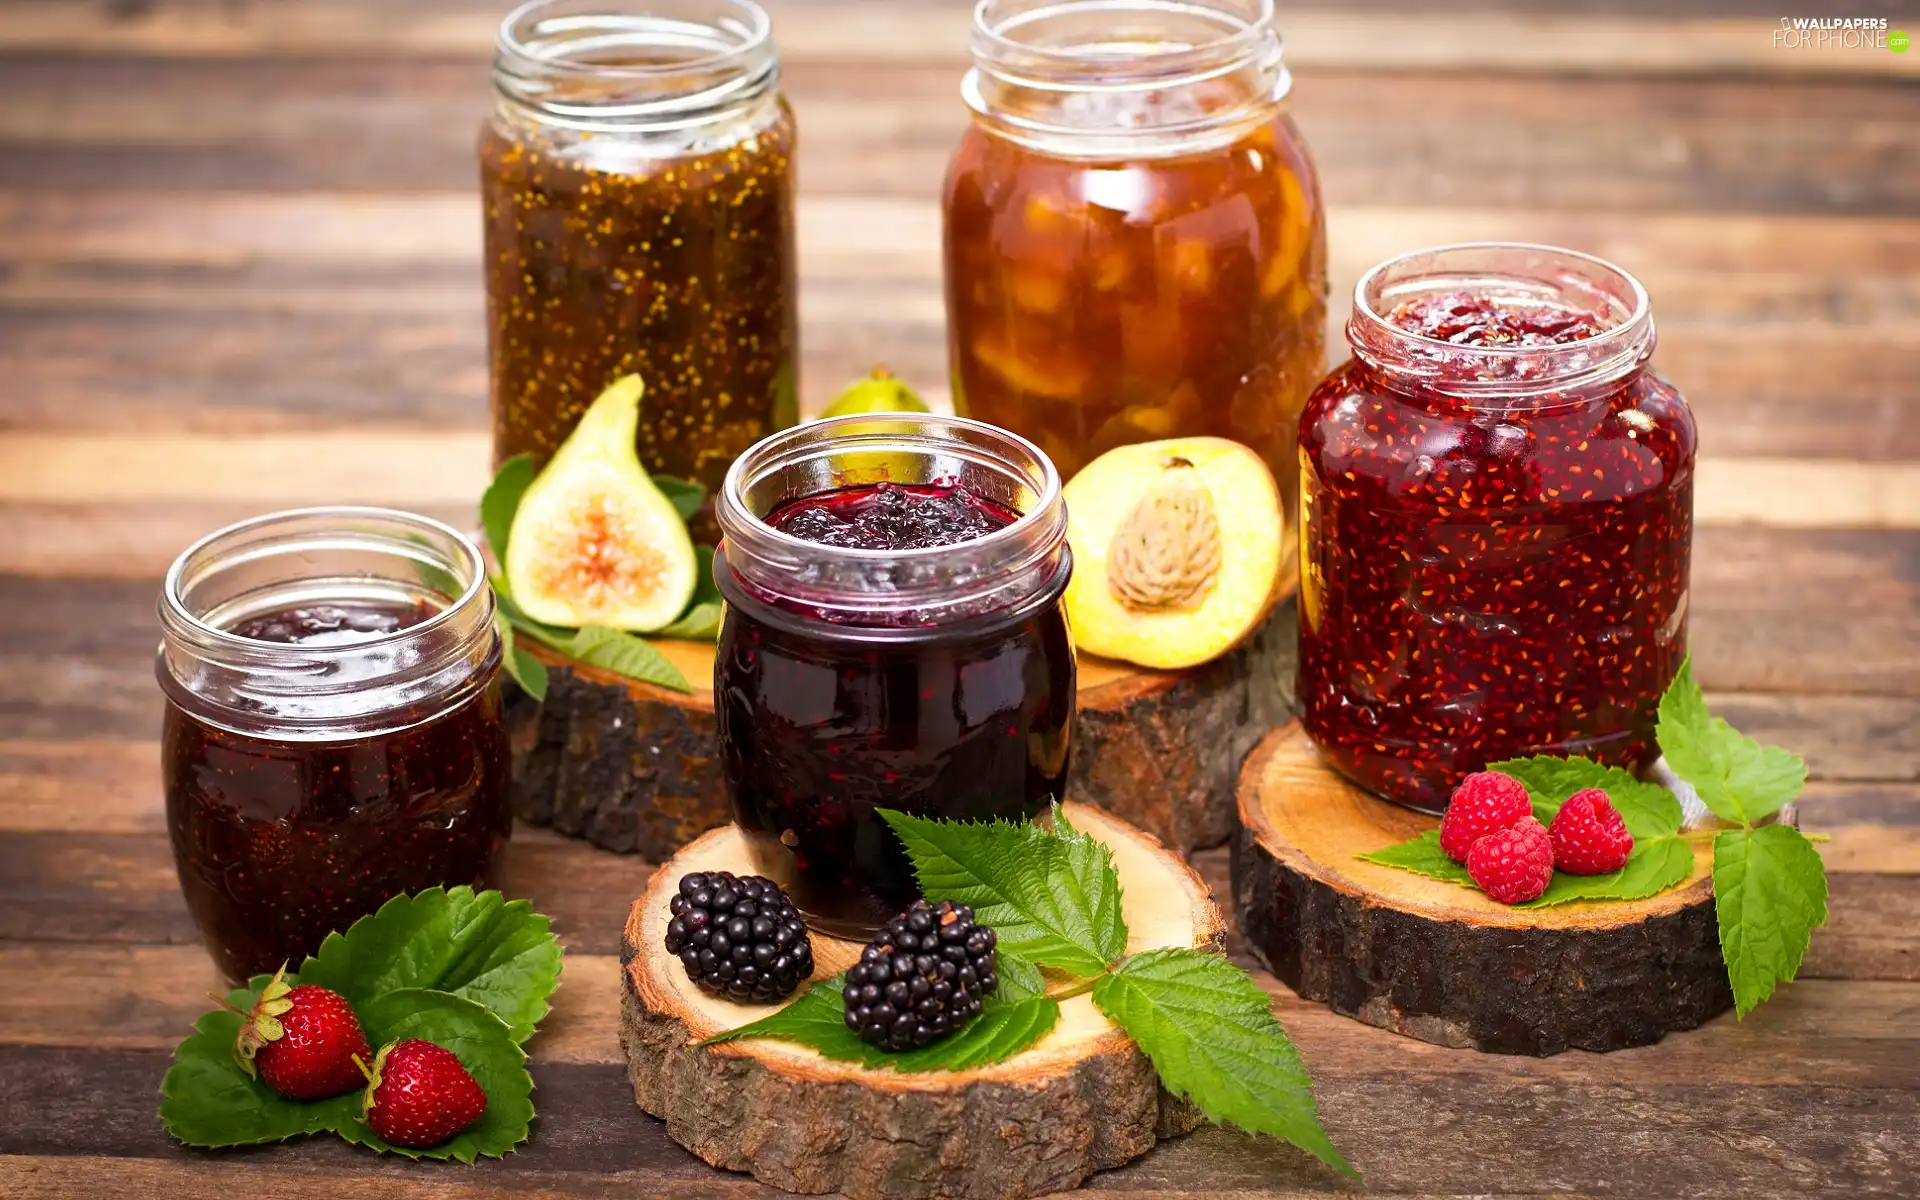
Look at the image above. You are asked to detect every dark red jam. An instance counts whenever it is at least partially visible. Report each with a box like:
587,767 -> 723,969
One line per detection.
163,600 -> 511,981
1297,294 -> 1695,812
717,483 -> 1072,934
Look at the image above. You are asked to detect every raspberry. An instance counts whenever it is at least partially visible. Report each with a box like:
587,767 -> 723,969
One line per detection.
1548,788 -> 1635,875
1466,816 -> 1555,904
1438,771 -> 1533,863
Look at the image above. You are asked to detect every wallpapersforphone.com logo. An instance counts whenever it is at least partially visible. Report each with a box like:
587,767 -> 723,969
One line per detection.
1772,16 -> 1908,51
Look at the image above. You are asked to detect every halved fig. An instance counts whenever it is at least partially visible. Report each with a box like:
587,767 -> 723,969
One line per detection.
1062,436 -> 1283,670
504,375 -> 697,632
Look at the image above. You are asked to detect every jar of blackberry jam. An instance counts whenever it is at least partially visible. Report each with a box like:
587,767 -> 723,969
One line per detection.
157,509 -> 512,982
482,0 -> 797,535
715,415 -> 1075,936
1298,244 -> 1695,813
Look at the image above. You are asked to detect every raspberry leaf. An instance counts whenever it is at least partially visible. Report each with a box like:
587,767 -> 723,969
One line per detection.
1355,830 -> 1473,884
1487,754 -> 1682,839
333,989 -> 532,1162
1518,836 -> 1695,908
297,887 -> 562,1043
877,808 -> 1121,976
160,981 -> 359,1148
1714,825 -> 1829,1017
1658,658 -> 1806,825
1092,948 -> 1354,1178
705,974 -> 1059,1072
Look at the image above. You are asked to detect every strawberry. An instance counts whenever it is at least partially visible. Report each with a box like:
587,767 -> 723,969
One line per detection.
1549,787 -> 1635,875
227,965 -> 370,1101
357,1038 -> 488,1148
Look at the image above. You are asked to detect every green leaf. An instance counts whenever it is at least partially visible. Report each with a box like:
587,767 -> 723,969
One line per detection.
1043,803 -> 1128,964
1355,830 -> 1473,885
1518,836 -> 1694,908
296,887 -> 563,1042
495,612 -> 549,702
1658,658 -> 1807,825
1714,825 -> 1829,1017
1093,948 -> 1354,1178
1488,754 -> 1683,839
877,809 -> 1114,976
656,544 -> 723,640
651,474 -> 705,522
994,947 -> 1045,1003
560,626 -> 691,691
160,985 -> 358,1148
333,989 -> 533,1162
707,975 -> 1057,1073
480,454 -> 539,565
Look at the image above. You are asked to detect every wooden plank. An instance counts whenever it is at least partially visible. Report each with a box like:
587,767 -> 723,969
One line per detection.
0,1041 -> 1914,1195
0,1157 -> 782,1200
0,60 -> 1916,212
2,824 -> 1912,978
0,2 -> 1911,79
6,434 -> 1918,531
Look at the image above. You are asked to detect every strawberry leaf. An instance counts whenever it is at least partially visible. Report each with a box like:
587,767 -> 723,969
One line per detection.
297,887 -> 562,1043
332,989 -> 532,1162
159,980 -> 358,1148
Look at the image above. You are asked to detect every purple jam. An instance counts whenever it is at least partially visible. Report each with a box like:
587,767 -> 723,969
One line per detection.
163,599 -> 511,981
717,482 -> 1072,934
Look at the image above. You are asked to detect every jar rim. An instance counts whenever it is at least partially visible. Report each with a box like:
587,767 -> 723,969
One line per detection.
493,0 -> 779,132
717,413 -> 1070,625
970,0 -> 1277,71
1347,241 -> 1656,402
159,505 -> 487,658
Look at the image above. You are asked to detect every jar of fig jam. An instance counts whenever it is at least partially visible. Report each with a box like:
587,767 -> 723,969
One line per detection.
1298,244 -> 1696,812
157,509 -> 512,982
715,415 -> 1075,936
943,0 -> 1325,540
482,0 -> 798,532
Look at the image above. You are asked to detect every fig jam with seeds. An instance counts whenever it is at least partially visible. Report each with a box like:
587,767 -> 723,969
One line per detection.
715,420 -> 1074,936
1297,245 -> 1695,813
158,511 -> 510,982
482,0 -> 797,534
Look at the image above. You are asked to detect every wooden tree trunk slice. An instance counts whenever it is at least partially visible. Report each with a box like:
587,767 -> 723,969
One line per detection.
1232,723 -> 1734,1056
507,601 -> 1298,860
620,802 -> 1223,1200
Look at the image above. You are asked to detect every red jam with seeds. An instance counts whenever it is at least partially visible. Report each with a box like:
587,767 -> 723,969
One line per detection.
715,421 -> 1074,936
158,512 -> 510,981
1297,246 -> 1695,812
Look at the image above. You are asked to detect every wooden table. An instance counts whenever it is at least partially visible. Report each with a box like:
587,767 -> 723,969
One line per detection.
2,1 -> 1915,1195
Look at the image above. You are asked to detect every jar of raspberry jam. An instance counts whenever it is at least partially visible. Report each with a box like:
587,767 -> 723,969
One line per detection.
157,509 -> 512,982
715,415 -> 1075,936
1298,243 -> 1696,813
944,0 -> 1325,541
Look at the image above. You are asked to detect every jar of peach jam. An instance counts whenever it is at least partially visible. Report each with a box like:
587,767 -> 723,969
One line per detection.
943,0 -> 1325,538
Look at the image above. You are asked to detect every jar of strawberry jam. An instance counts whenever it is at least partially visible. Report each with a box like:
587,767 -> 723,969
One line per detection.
157,509 -> 512,982
1298,244 -> 1696,813
482,0 -> 797,534
943,0 -> 1325,540
715,415 -> 1075,936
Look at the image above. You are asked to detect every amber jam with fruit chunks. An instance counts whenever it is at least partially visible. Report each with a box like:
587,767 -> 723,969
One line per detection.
715,417 -> 1074,936
1297,245 -> 1695,813
943,0 -> 1324,532
158,510 -> 510,982
481,0 -> 797,531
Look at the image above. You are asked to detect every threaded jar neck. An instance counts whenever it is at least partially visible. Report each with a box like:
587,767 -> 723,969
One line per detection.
962,0 -> 1288,155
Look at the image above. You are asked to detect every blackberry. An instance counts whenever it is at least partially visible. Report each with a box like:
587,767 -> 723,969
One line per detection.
665,871 -> 814,1002
844,900 -> 998,1051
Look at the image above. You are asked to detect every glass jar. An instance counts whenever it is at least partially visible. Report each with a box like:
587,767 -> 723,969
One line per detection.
1298,243 -> 1696,813
943,0 -> 1325,538
714,415 -> 1075,936
157,508 -> 512,982
482,0 -> 798,534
